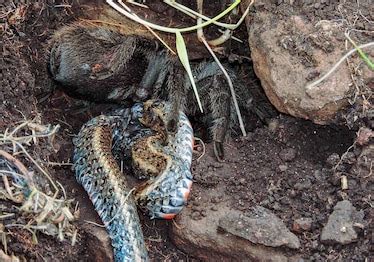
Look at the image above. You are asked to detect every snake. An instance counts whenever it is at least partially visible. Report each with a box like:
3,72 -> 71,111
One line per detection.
73,100 -> 194,261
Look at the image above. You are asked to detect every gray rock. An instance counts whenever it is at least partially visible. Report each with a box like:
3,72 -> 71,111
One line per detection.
170,184 -> 301,261
294,178 -> 312,190
279,148 -> 297,162
279,164 -> 288,172
313,170 -> 323,181
321,200 -> 364,245
218,206 -> 300,249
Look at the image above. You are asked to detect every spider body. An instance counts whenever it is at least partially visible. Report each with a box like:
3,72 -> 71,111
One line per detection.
49,23 -> 255,159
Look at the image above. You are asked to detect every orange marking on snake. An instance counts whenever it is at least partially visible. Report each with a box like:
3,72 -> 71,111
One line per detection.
162,214 -> 176,220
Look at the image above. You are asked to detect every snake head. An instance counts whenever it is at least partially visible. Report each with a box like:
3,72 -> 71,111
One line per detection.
141,99 -> 179,138
140,100 -> 168,132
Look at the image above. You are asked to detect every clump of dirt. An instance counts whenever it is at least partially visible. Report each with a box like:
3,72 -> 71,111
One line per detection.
0,1 -> 372,261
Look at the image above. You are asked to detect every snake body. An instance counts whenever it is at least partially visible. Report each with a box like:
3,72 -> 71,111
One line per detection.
73,101 -> 194,261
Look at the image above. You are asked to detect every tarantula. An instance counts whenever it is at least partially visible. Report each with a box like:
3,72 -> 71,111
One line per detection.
49,23 -> 257,160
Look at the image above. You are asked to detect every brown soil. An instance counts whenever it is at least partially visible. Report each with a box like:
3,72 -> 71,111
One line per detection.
189,117 -> 372,260
1,1 -> 372,261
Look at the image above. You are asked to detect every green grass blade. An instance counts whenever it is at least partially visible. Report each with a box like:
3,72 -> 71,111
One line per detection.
346,35 -> 374,70
175,31 -> 203,112
176,0 -> 241,32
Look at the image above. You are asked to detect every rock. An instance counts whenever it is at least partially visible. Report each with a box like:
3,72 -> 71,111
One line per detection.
242,1 -> 370,124
356,127 -> 374,146
279,164 -> 288,172
83,224 -> 114,262
321,200 -> 364,245
219,206 -> 300,249
313,170 -> 323,181
292,217 -> 313,233
268,118 -> 280,133
279,148 -> 297,162
211,206 -> 218,211
191,211 -> 203,221
294,178 -> 312,190
355,144 -> 374,177
170,201 -> 300,261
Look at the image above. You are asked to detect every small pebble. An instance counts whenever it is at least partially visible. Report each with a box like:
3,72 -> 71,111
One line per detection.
211,197 -> 219,204
289,189 -> 297,198
279,148 -> 297,162
191,211 -> 202,221
272,202 -> 281,211
292,217 -> 313,233
268,119 -> 280,133
279,164 -> 288,172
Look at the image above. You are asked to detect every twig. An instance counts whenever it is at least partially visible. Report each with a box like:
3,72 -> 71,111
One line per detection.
306,42 -> 374,90
218,28 -> 243,43
196,0 -> 246,137
106,0 -> 241,33
2,175 -> 21,203
0,213 -> 15,219
84,187 -> 136,228
163,0 -> 251,30
0,150 -> 29,176
164,0 -> 252,46
172,218 -> 184,230
341,175 -> 348,190
345,33 -> 374,70
45,161 -> 73,167
0,170 -> 26,181
333,143 -> 355,172
71,229 -> 78,246
54,4 -> 72,8
193,137 -> 206,162
1,230 -> 8,255
105,188 -> 136,225
15,142 -> 59,196
84,220 -> 105,228
208,29 -> 233,46
126,0 -> 148,8
0,130 -> 76,245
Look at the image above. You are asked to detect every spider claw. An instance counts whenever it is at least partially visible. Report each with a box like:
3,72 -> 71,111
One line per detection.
213,140 -> 225,162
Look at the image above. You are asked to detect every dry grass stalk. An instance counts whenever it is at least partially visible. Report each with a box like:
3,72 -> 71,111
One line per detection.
0,117 -> 78,246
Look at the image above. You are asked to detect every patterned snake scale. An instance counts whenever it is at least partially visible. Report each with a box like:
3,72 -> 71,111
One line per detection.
73,101 -> 194,261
